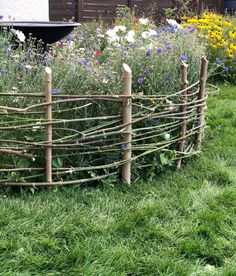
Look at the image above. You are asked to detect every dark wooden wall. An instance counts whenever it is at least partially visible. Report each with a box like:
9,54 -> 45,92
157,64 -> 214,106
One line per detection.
49,0 -> 222,22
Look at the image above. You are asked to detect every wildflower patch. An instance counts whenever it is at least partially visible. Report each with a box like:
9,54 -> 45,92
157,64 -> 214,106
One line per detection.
0,59 -> 209,186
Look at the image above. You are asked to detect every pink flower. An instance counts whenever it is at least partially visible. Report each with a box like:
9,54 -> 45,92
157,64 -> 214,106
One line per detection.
95,51 -> 101,58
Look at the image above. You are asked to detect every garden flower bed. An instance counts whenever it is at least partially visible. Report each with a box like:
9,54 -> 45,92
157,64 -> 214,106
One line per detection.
182,12 -> 236,83
0,13 -> 213,186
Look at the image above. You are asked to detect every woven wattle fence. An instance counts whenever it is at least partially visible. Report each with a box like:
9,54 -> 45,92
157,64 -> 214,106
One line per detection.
0,57 -> 208,187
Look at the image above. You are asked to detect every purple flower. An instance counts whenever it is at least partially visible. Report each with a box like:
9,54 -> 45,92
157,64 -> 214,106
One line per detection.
215,58 -> 223,65
121,144 -> 126,150
195,35 -> 201,39
137,76 -> 144,85
0,68 -> 8,73
0,15 -> 3,20
189,28 -> 196,33
148,118 -> 160,125
166,26 -> 176,32
223,66 -> 230,72
51,88 -> 60,94
67,34 -> 74,42
156,47 -> 163,54
146,49 -> 151,56
144,67 -> 151,73
180,56 -> 188,61
25,50 -> 32,57
130,43 -> 138,49
165,75 -> 172,81
82,58 -> 89,66
165,45 -> 172,51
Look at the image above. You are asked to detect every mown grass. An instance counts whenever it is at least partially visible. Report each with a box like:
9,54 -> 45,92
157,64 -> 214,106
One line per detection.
0,85 -> 236,275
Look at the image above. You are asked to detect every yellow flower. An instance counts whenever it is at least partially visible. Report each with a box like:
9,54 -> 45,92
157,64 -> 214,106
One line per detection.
215,34 -> 222,40
218,39 -> 227,47
226,48 -> 234,58
229,44 -> 236,51
209,33 -> 216,39
229,31 -> 236,39
214,25 -> 222,31
150,98 -> 155,105
181,12 -> 236,62
224,21 -> 232,27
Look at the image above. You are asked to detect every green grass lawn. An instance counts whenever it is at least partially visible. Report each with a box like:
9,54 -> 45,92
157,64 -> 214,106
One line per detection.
0,86 -> 235,275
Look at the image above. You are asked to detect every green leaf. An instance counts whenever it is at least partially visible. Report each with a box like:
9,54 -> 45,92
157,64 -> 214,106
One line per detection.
17,159 -> 30,168
160,153 -> 172,166
52,158 -> 63,168
29,187 -> 35,195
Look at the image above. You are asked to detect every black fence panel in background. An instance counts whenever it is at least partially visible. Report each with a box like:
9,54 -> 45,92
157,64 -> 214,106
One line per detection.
49,0 -> 222,22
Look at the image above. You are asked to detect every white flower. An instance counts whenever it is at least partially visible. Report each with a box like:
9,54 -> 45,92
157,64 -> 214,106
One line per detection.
164,133 -> 171,140
166,99 -> 173,105
141,29 -> 158,39
205,265 -> 215,272
68,41 -> 74,48
32,122 -> 41,132
128,30 -> 135,37
25,65 -> 32,70
166,99 -> 174,111
106,29 -> 120,43
166,19 -> 183,29
126,36 -> 135,43
106,28 -> 116,36
13,97 -> 20,103
141,31 -> 151,39
125,30 -> 135,43
139,18 -> 149,25
11,29 -> 26,42
106,26 -> 127,43
17,31 -> 26,42
113,43 -> 121,48
148,29 -> 158,36
102,78 -> 108,84
148,42 -> 155,49
113,25 -> 127,33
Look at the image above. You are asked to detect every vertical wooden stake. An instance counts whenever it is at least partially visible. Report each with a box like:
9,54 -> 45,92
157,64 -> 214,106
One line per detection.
77,0 -> 83,22
176,61 -> 188,169
195,57 -> 209,150
196,0 -> 200,14
121,64 -> 132,185
45,67 -> 52,185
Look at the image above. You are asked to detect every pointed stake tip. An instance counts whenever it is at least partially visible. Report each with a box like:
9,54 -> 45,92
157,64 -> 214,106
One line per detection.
45,67 -> 52,74
180,61 -> 189,68
123,63 -> 131,74
201,56 -> 209,64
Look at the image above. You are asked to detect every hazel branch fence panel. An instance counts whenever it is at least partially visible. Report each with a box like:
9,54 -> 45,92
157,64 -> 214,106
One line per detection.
49,0 -> 222,22
0,58 -> 208,187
